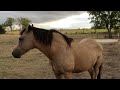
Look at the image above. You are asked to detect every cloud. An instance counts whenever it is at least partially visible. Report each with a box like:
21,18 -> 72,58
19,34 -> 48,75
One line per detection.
0,11 -> 85,24
34,12 -> 92,29
0,11 -> 92,29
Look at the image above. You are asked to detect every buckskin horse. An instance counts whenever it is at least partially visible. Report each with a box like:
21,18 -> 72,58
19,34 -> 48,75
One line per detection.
12,24 -> 103,79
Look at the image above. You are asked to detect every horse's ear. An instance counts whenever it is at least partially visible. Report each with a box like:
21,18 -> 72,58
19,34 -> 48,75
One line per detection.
32,24 -> 34,27
28,25 -> 33,31
28,24 -> 33,28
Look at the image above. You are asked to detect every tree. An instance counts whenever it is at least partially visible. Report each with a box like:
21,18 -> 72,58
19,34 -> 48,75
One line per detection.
1,23 -> 7,30
4,17 -> 15,32
88,11 -> 120,38
17,17 -> 31,30
0,24 -> 6,34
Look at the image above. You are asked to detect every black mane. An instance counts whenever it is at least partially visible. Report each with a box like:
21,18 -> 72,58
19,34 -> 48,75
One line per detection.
20,26 -> 73,47
50,29 -> 73,46
20,28 -> 26,35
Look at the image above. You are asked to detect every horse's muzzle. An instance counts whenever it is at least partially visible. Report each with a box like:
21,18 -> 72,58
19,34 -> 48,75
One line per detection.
12,49 -> 21,58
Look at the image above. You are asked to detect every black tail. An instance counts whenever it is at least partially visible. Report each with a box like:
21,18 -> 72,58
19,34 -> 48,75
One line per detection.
97,64 -> 103,79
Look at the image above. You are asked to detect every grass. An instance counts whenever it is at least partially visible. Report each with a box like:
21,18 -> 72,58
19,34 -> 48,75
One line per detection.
59,29 -> 114,34
5,29 -> 115,35
0,34 -> 84,79
4,29 -> 115,39
0,30 -> 120,79
5,30 -> 20,35
5,29 -> 93,79
0,35 -> 54,79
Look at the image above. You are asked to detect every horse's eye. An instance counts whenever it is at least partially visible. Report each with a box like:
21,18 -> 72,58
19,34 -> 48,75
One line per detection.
19,37 -> 24,41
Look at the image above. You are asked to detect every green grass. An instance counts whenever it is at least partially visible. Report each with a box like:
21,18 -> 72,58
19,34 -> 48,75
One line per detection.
58,29 -> 114,34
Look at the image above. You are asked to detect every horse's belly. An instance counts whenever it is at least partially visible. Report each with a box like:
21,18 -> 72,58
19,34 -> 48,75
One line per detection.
73,55 -> 97,73
72,68 -> 83,73
73,49 -> 97,72
73,65 -> 90,73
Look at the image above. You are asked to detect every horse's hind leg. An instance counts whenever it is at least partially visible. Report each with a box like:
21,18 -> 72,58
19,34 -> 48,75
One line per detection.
93,64 -> 99,79
94,56 -> 103,79
97,64 -> 103,79
88,68 -> 95,79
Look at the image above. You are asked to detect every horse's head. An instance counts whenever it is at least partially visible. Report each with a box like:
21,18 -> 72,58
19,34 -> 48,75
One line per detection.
12,24 -> 73,58
12,24 -> 35,58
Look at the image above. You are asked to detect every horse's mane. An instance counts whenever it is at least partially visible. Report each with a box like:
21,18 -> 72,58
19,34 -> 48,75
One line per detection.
20,26 -> 73,47
20,28 -> 26,35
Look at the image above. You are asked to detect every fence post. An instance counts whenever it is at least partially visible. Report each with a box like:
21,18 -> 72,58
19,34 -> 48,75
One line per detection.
118,32 -> 120,39
96,32 -> 98,39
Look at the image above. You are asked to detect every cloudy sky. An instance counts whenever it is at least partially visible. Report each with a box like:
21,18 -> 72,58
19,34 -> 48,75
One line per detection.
0,11 -> 93,29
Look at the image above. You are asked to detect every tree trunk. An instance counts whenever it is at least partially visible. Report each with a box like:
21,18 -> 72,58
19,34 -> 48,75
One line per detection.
10,26 -> 12,32
94,29 -> 96,34
107,29 -> 112,39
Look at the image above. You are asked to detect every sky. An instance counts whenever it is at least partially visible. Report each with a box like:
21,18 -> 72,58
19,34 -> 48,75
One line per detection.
0,11 -> 93,29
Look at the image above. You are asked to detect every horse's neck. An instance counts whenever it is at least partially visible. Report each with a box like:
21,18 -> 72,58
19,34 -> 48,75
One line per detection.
50,33 -> 70,56
35,42 -> 52,58
35,32 -> 69,60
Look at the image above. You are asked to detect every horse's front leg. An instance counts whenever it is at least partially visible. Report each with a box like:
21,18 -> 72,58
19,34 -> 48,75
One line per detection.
54,72 -> 63,79
51,64 -> 63,79
64,72 -> 73,79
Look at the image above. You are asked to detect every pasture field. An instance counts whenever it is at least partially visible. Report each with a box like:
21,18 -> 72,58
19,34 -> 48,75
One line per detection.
59,29 -> 106,34
6,29 -> 117,39
0,32 -> 120,79
6,29 -> 114,35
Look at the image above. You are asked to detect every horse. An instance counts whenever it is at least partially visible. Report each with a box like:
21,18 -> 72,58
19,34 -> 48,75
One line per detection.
12,24 -> 103,79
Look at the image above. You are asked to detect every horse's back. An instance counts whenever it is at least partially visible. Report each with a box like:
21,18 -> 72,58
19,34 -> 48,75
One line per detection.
78,38 -> 103,52
78,38 -> 103,58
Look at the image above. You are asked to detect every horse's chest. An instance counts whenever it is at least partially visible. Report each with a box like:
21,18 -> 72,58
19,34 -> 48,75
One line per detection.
50,61 -> 64,74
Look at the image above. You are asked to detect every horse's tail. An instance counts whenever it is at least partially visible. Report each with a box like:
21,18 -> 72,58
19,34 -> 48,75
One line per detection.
98,42 -> 103,52
97,64 -> 103,79
97,42 -> 103,79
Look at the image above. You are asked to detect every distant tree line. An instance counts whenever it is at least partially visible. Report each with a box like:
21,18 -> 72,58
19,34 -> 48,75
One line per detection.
0,17 -> 31,34
0,24 -> 6,34
88,11 -> 120,38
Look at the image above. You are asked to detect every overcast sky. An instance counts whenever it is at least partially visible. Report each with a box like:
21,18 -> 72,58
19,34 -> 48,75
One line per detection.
0,11 -> 93,29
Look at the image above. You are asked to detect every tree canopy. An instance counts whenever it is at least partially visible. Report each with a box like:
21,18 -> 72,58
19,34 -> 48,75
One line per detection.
0,24 -> 6,34
17,17 -> 31,30
88,11 -> 120,38
4,17 -> 15,32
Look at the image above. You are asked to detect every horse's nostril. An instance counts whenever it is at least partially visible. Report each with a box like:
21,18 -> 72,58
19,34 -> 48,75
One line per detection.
12,50 -> 21,58
12,52 -> 14,56
12,51 -> 15,56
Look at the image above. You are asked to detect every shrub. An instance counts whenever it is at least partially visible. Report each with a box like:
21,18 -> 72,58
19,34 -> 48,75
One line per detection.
0,25 -> 6,34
